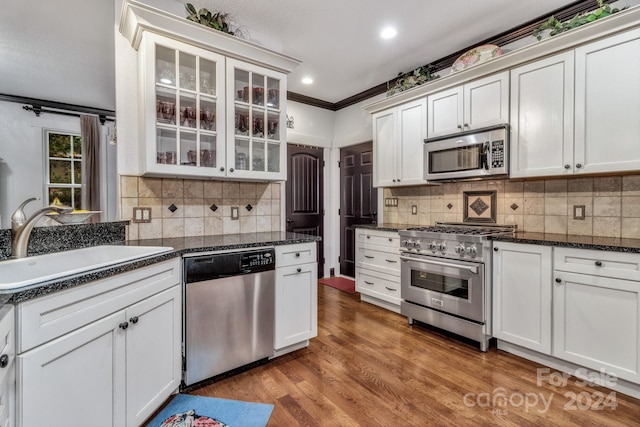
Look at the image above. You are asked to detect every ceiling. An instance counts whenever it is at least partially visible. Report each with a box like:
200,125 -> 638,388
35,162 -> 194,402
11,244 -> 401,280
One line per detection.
0,0 -> 601,110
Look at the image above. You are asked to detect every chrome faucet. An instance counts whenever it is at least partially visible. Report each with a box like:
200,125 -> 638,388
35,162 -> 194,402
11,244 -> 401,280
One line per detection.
11,197 -> 73,259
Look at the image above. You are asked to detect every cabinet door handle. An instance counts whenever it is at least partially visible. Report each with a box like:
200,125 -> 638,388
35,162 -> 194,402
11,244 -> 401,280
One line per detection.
129,316 -> 139,324
296,267 -> 302,273
229,168 -> 235,172
595,260 -> 602,267
364,280 -> 374,285
119,322 -> 129,330
388,238 -> 392,242
555,278 -> 562,284
576,163 -> 583,169
564,164 -> 571,169
493,247 -> 499,252
385,286 -> 397,292
392,179 -> 397,182
0,354 -> 8,368
295,252 -> 300,257
220,167 -> 225,172
457,124 -> 463,129
463,123 -> 469,128
366,235 -> 370,239
364,255 -> 374,259
385,259 -> 397,263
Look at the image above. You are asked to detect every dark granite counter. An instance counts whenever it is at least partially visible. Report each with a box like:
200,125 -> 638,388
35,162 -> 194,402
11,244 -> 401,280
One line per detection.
354,223 -> 421,232
128,231 -> 321,254
3,231 -> 320,304
491,232 -> 640,254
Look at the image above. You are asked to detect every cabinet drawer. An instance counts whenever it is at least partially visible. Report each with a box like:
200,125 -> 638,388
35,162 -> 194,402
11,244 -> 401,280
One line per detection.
17,258 -> 181,353
276,243 -> 316,267
356,229 -> 400,249
554,248 -> 640,281
356,246 -> 401,276
356,269 -> 401,304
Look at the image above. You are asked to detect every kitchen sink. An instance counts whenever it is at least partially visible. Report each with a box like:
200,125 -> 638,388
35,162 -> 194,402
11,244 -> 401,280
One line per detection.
0,245 -> 174,291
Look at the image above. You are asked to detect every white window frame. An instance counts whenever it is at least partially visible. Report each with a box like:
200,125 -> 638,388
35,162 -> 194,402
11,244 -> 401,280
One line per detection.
44,129 -> 83,209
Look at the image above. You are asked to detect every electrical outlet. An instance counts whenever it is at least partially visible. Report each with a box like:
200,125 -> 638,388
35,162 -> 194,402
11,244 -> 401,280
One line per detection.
385,198 -> 398,207
132,207 -> 152,223
573,205 -> 586,220
231,207 -> 239,220
412,205 -> 418,215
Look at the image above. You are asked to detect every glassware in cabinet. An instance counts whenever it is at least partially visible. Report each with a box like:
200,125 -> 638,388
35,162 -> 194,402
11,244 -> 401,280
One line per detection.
144,34 -> 225,177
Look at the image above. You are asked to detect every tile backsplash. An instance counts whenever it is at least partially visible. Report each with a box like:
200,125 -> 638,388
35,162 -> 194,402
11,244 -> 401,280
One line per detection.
120,176 -> 282,240
383,174 -> 640,239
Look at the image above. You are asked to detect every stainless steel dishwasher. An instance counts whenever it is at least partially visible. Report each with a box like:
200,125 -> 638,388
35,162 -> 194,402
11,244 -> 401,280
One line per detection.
183,248 -> 275,387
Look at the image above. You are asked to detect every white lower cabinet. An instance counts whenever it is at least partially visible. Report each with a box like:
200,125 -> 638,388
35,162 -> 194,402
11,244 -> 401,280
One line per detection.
553,248 -> 640,385
494,243 -> 640,389
274,243 -> 318,352
16,259 -> 182,427
355,229 -> 401,312
492,242 -> 552,354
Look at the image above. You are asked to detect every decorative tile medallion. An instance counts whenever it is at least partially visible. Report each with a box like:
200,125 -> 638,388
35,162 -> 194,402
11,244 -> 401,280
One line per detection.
246,204 -> 253,211
463,191 -> 497,223
447,203 -> 453,210
510,203 -> 519,211
209,204 -> 218,212
168,204 -> 178,213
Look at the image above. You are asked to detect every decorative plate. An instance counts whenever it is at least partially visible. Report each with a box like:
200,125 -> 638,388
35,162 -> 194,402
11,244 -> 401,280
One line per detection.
450,44 -> 502,74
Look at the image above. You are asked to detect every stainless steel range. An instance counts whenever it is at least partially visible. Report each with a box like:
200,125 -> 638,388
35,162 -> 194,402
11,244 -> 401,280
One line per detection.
398,222 -> 516,351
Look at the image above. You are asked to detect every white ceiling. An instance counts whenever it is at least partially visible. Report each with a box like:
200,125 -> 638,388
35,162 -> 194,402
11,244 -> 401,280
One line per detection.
0,0 -> 609,109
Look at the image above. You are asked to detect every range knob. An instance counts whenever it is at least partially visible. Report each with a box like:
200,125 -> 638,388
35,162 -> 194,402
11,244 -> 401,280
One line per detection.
413,239 -> 421,250
466,245 -> 478,257
455,245 -> 466,254
401,239 -> 409,248
428,241 -> 438,252
438,242 -> 447,253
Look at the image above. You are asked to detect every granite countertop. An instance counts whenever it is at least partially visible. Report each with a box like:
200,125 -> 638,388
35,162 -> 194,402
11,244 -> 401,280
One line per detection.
354,223 -> 421,232
491,232 -> 640,254
5,232 -> 320,304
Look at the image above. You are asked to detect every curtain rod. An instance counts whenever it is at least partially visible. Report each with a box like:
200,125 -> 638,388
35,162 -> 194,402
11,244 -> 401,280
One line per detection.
0,93 -> 115,125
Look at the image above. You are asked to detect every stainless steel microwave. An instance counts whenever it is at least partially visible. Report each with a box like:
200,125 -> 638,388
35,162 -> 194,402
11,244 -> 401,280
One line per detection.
423,124 -> 509,181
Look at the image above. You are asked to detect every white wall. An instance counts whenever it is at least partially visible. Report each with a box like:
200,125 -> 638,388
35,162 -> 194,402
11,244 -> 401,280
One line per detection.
0,100 -> 117,229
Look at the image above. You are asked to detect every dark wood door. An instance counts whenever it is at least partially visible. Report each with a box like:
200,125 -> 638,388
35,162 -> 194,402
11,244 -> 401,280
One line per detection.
286,144 -> 324,276
340,142 -> 377,278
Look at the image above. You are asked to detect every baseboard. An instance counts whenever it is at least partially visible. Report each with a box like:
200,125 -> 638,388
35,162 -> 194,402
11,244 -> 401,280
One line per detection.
497,340 -> 640,400
360,294 -> 401,314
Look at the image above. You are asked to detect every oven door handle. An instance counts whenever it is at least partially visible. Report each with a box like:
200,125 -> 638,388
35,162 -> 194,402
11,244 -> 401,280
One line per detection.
400,255 -> 478,274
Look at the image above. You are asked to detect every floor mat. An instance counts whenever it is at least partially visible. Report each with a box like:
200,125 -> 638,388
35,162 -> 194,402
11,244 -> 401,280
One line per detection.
145,394 -> 274,427
319,276 -> 356,294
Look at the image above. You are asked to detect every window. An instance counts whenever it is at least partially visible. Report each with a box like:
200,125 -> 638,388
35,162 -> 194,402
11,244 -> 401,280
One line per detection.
45,131 -> 82,209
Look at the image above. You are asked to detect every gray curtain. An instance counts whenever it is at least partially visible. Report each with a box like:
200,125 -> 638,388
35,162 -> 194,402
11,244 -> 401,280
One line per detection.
80,115 -> 100,211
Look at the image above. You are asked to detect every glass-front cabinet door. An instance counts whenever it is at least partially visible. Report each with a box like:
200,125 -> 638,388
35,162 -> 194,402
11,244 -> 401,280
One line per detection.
142,33 -> 225,177
226,58 -> 287,180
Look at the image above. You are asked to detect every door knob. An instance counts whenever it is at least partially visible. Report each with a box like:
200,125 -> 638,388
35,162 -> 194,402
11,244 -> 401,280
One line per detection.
286,219 -> 294,223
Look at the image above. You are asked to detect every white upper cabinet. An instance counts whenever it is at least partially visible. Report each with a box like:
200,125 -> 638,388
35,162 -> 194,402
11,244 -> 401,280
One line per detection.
427,72 -> 509,138
574,28 -> 640,175
226,59 -> 287,180
373,98 -> 426,187
140,34 -> 227,178
511,28 -> 640,178
510,51 -> 575,178
119,1 -> 300,180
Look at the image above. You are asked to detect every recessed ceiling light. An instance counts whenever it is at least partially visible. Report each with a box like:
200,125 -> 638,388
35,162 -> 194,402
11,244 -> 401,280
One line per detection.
302,77 -> 313,85
380,27 -> 397,39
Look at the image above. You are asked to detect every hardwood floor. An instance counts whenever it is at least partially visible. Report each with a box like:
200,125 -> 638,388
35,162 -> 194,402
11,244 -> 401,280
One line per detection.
190,285 -> 640,426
